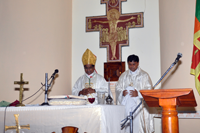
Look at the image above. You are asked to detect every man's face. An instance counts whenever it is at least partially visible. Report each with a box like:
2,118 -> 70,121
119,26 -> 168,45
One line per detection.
110,12 -> 116,20
84,64 -> 95,75
128,61 -> 139,72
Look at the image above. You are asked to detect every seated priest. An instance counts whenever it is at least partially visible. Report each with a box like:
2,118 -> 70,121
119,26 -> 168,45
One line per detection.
72,49 -> 112,104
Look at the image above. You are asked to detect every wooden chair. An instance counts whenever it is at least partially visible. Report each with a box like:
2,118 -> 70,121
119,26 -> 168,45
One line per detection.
61,126 -> 78,133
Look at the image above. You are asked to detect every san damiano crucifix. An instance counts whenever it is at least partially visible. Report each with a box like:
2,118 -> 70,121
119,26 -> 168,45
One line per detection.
86,0 -> 144,62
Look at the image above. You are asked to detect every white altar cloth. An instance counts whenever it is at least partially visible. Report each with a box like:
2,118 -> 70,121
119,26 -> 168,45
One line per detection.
0,105 -> 125,133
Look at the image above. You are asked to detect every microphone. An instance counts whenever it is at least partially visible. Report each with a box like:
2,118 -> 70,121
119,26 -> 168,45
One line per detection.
51,69 -> 59,78
174,53 -> 182,64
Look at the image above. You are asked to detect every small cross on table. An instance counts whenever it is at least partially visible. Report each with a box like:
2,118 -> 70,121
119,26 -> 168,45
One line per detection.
5,114 -> 30,133
14,73 -> 29,107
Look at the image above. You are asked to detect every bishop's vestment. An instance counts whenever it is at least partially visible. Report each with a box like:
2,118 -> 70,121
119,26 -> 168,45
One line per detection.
72,71 -> 109,104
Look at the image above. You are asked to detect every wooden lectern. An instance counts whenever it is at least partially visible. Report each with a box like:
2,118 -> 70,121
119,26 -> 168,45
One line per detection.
140,88 -> 197,133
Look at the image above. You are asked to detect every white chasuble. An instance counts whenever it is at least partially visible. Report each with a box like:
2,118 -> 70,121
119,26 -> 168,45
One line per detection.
116,67 -> 155,133
72,72 -> 109,104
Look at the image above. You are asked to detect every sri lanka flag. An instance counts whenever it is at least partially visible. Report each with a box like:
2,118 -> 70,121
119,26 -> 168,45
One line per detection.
191,0 -> 200,95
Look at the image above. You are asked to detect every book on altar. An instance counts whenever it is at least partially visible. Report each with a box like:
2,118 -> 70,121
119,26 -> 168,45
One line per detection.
48,95 -> 87,106
48,95 -> 87,100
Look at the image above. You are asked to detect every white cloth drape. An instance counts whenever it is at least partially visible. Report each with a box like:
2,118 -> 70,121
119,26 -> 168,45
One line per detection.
0,105 -> 125,133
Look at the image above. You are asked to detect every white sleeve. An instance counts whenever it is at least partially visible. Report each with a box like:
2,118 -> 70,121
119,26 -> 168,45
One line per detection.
115,73 -> 126,105
72,77 -> 83,96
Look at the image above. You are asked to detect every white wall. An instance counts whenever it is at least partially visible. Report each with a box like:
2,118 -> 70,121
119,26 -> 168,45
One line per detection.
72,0 -> 161,89
0,0 -> 72,104
159,0 -> 200,110
158,0 -> 200,132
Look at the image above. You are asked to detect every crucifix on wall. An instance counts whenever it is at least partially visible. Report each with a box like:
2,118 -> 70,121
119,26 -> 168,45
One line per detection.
86,0 -> 144,62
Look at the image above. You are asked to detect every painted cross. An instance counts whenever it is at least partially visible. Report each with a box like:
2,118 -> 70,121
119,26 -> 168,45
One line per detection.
5,114 -> 30,133
86,0 -> 144,62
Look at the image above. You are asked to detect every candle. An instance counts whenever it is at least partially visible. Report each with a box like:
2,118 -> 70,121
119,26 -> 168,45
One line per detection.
108,78 -> 110,95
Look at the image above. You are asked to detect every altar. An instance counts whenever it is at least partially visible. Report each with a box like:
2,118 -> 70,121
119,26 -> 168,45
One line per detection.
0,105 -> 125,133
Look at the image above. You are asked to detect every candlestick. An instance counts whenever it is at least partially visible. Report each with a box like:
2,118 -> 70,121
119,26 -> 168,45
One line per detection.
106,77 -> 113,104
108,78 -> 110,95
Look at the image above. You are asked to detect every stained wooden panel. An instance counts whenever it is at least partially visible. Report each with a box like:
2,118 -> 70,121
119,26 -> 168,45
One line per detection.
104,62 -> 125,81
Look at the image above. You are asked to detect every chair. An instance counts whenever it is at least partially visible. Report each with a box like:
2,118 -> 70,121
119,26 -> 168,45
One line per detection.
62,126 -> 79,133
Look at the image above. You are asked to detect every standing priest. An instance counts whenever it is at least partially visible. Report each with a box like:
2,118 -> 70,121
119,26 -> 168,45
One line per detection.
72,49 -> 110,104
116,54 -> 154,133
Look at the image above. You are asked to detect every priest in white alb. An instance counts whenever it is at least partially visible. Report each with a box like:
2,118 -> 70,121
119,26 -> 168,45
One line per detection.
72,49 -> 110,104
116,54 -> 155,133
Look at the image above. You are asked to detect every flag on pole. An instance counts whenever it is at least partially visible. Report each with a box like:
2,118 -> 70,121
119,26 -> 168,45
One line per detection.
191,0 -> 200,95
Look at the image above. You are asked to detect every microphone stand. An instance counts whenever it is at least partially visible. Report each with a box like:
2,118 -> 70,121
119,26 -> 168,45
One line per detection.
41,73 -> 56,106
121,57 -> 181,133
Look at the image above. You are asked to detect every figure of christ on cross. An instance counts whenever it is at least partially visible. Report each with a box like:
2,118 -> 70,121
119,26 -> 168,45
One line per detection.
93,9 -> 135,60
86,0 -> 144,62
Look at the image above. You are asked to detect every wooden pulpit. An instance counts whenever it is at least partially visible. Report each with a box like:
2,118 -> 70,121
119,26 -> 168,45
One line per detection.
140,88 -> 197,133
